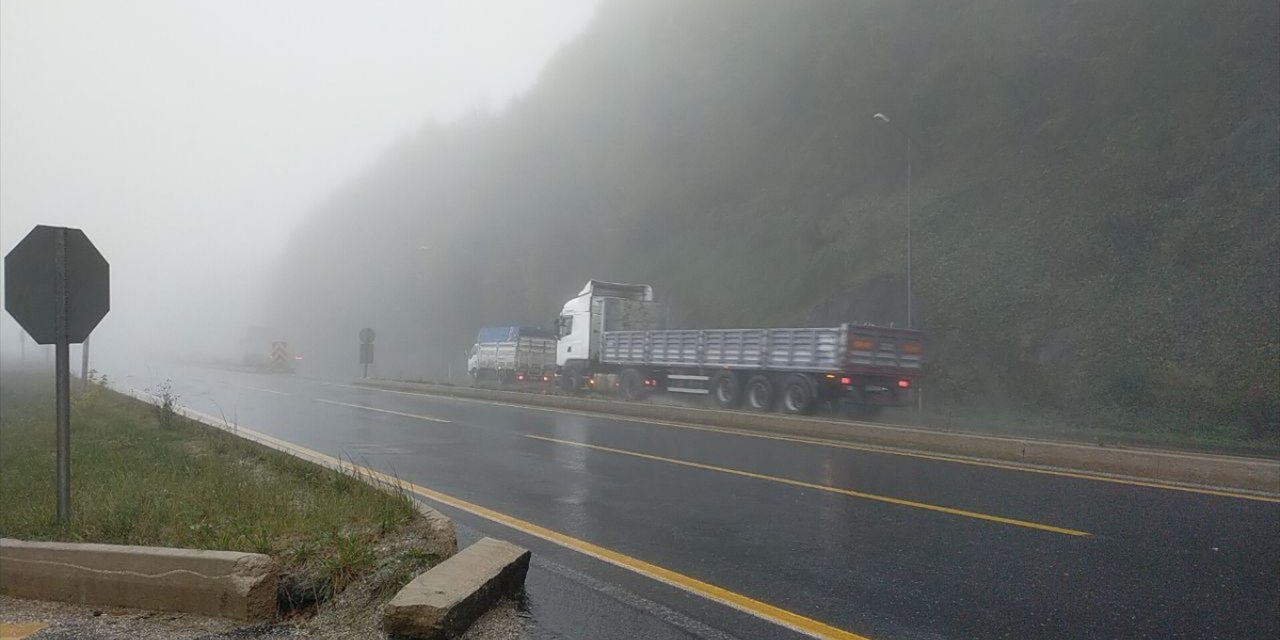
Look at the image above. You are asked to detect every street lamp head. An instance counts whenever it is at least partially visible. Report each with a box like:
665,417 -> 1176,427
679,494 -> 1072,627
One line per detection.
873,113 -> 890,123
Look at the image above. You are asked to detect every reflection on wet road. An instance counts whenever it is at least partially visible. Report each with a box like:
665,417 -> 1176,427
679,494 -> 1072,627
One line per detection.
115,365 -> 1280,640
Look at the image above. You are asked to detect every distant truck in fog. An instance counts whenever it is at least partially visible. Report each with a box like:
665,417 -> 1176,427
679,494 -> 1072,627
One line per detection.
553,280 -> 923,417
241,325 -> 296,373
467,326 -> 557,386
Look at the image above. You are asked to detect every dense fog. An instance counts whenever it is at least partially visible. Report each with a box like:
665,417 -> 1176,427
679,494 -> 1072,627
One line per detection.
0,0 -> 596,371
2,0 -> 1277,440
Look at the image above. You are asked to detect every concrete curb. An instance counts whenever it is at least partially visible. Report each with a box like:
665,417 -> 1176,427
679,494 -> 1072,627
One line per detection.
356,379 -> 1280,495
382,537 -> 531,639
0,539 -> 276,621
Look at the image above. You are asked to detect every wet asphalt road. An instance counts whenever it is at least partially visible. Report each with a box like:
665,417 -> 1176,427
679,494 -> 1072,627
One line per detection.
115,365 -> 1279,640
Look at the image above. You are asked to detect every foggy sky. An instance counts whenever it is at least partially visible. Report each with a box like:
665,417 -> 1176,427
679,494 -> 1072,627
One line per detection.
0,0 -> 596,364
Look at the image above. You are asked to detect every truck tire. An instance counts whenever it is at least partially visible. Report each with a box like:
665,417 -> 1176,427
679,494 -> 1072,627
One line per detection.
619,368 -> 647,401
709,371 -> 742,409
560,370 -> 582,394
780,374 -> 816,415
744,375 -> 775,412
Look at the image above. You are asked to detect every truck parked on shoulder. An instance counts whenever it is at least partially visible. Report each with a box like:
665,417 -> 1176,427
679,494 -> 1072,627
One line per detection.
554,281 -> 923,416
467,326 -> 557,387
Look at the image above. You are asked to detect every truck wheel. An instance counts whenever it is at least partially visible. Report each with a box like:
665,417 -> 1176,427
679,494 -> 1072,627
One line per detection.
709,371 -> 742,409
745,375 -> 775,412
560,370 -> 581,394
780,374 -> 816,415
619,369 -> 647,401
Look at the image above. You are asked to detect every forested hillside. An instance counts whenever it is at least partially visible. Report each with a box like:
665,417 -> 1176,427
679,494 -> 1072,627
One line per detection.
271,0 -> 1279,443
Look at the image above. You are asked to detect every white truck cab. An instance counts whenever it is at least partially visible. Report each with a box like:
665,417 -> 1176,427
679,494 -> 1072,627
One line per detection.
555,280 -> 656,369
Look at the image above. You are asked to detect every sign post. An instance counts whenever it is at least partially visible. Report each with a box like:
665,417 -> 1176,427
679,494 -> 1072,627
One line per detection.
4,225 -> 110,521
53,229 -> 70,520
81,336 -> 91,392
359,327 -> 375,378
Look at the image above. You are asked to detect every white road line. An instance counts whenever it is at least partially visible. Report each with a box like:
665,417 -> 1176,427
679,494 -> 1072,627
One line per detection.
225,382 -> 289,396
315,397 -> 452,423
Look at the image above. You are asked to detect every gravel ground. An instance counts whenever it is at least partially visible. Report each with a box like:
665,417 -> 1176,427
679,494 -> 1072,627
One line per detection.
460,600 -> 526,640
0,595 -> 525,639
0,596 -> 296,639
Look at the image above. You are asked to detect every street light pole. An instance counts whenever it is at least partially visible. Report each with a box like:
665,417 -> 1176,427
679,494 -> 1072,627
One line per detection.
873,112 -> 914,329
906,135 -> 912,330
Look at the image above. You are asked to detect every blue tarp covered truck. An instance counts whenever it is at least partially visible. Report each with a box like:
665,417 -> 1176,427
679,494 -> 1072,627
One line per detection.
467,326 -> 557,386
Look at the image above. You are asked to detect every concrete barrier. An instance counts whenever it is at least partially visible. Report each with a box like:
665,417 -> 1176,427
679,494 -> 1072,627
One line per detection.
0,539 -> 276,621
356,379 -> 1280,495
382,537 -> 531,639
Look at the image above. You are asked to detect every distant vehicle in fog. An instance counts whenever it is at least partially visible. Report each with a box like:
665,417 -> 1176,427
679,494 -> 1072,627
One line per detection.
240,325 -> 296,373
554,281 -> 924,417
467,326 -> 556,387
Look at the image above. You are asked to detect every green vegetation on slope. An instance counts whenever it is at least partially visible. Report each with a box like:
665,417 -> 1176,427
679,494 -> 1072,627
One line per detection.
0,370 -> 439,610
271,0 -> 1279,446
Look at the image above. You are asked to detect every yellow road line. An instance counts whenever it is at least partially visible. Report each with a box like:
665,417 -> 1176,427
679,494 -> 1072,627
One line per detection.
315,398 -> 451,423
169,404 -> 866,640
344,383 -> 1280,503
0,623 -> 49,640
527,435 -> 1091,537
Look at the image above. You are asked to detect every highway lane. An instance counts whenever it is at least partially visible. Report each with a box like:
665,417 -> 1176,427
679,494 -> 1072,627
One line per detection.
118,366 -> 1279,639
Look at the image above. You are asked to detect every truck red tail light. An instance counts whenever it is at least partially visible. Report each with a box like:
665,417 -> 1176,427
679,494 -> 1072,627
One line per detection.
840,377 -> 852,385
897,379 -> 911,388
516,373 -> 525,381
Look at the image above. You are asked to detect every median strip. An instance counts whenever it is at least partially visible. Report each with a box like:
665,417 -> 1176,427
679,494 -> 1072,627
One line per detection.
526,435 -> 1091,537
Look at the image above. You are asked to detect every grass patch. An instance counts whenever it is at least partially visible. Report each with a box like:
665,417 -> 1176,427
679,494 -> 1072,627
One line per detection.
0,368 -> 441,614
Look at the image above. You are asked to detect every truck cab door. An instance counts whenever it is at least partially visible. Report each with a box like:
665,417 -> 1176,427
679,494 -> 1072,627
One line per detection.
556,313 -> 589,366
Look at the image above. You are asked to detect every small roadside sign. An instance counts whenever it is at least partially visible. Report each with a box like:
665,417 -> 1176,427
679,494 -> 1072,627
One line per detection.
358,328 -> 375,378
272,341 -> 289,368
